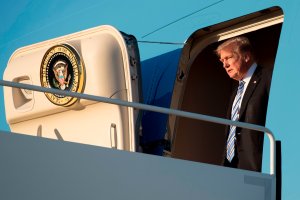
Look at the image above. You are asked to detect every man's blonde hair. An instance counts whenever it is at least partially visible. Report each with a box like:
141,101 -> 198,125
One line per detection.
215,36 -> 254,57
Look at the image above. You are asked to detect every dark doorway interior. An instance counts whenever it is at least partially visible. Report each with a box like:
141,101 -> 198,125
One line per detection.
171,23 -> 282,165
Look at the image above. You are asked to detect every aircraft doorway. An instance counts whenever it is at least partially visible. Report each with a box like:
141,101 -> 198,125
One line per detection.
168,7 -> 283,166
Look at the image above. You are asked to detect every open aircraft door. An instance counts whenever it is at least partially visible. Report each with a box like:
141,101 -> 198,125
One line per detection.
3,25 -> 142,152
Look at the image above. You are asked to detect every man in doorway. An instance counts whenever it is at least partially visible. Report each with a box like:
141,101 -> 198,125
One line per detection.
216,36 -> 272,172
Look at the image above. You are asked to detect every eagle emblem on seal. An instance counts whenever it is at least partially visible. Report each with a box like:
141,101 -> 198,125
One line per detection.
52,60 -> 71,90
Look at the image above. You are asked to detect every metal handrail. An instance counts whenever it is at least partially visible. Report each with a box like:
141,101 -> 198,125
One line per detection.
0,80 -> 276,175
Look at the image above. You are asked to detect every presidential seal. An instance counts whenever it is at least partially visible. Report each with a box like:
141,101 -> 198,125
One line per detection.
40,44 -> 85,106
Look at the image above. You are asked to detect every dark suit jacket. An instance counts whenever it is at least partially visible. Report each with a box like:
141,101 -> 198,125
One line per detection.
224,65 -> 272,172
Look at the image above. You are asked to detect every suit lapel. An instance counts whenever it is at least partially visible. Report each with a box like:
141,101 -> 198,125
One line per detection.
239,66 -> 262,118
227,82 -> 238,119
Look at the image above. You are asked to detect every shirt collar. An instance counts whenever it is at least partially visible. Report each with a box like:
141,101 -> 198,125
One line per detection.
241,62 -> 257,84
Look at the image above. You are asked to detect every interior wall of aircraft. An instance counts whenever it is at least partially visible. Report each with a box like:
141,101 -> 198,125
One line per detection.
170,23 -> 282,166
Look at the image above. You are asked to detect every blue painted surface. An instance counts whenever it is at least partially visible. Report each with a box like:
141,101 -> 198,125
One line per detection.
140,49 -> 181,155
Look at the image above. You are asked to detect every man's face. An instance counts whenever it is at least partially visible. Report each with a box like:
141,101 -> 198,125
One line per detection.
219,45 -> 248,81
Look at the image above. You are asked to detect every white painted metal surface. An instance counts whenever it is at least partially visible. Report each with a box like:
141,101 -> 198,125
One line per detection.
3,25 -> 141,152
0,131 -> 275,200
